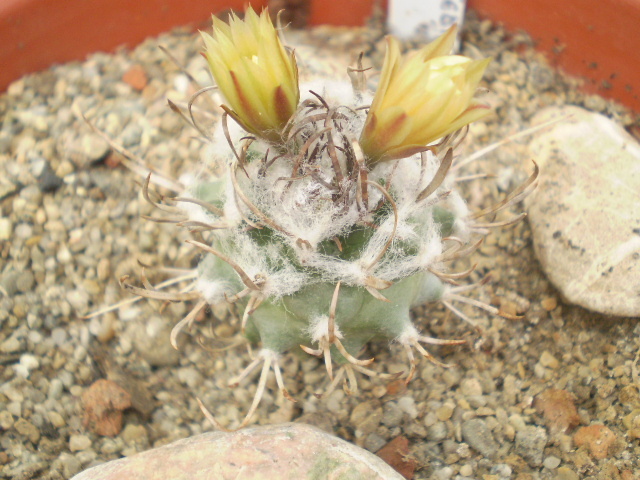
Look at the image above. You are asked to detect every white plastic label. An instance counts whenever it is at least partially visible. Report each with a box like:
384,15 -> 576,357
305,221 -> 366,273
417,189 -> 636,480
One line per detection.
388,0 -> 467,47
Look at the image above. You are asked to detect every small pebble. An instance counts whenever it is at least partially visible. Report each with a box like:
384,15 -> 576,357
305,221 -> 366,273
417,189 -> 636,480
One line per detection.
489,464 -> 513,479
437,405 -> 454,422
427,422 -> 449,442
37,160 -> 64,192
573,424 -> 617,459
461,418 -> 498,458
78,134 -> 111,164
69,434 -> 93,452
541,296 -> 557,311
515,426 -> 547,467
350,400 -> 382,434
460,378 -> 483,396
459,465 -> 473,476
59,452 -> 82,478
15,272 -> 35,293
434,466 -> 454,480
543,455 -> 561,469
0,410 -> 15,429
381,401 -> 404,427
540,351 -> 559,369
14,354 -> 40,378
0,218 -> 12,240
556,466 -> 580,480
122,65 -> 148,91
397,396 -> 418,419
48,411 -> 66,428
14,418 -> 41,443
121,424 -> 149,446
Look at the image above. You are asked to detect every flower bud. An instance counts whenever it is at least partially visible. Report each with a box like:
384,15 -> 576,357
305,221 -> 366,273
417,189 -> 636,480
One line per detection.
202,8 -> 299,142
360,26 -> 491,164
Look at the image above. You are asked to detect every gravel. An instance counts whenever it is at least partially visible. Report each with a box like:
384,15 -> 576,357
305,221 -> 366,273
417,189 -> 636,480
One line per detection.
1,9 -> 639,480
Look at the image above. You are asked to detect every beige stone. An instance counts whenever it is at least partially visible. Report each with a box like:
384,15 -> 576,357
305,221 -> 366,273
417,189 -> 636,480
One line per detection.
72,423 -> 403,480
526,106 -> 640,317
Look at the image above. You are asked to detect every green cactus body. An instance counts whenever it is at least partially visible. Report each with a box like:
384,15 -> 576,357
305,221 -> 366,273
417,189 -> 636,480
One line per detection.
124,14 -> 534,428
191,169 -> 453,362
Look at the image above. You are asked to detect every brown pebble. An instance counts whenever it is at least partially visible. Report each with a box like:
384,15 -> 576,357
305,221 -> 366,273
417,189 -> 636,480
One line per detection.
621,470 -> 636,480
122,65 -> 148,91
573,424 -> 616,459
376,436 -> 417,480
82,379 -> 132,436
104,152 -> 122,169
386,378 -> 408,396
534,388 -> 580,434
497,298 -> 518,317
541,296 -> 557,311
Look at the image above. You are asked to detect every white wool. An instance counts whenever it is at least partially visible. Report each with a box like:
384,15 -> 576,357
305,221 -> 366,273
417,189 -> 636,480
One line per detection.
219,233 -> 311,299
241,152 -> 363,249
262,262 -> 310,298
444,191 -> 470,239
357,213 -> 397,267
395,324 -> 420,344
198,142 -> 224,172
300,80 -> 357,107
301,253 -> 368,285
196,277 -> 234,304
177,171 -> 199,188
306,314 -> 345,344
416,229 -> 443,270
179,198 -> 214,226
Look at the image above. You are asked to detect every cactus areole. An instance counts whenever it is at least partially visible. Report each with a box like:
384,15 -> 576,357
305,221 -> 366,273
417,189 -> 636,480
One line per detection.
123,8 -> 537,428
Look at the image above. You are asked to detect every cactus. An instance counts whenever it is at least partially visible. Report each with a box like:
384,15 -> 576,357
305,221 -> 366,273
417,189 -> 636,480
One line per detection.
121,8 -> 538,429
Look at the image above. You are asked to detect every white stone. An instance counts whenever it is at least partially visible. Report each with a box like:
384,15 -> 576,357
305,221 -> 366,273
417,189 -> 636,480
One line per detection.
526,106 -> 640,317
543,455 -> 561,469
13,354 -> 40,378
71,423 -> 403,480
69,434 -> 93,452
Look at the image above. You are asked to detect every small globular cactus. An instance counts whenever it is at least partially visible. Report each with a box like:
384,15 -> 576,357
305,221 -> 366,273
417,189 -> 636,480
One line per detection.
122,7 -> 538,429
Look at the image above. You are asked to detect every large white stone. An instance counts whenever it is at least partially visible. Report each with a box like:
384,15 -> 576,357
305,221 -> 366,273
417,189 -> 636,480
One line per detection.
72,423 -> 403,480
526,106 -> 640,317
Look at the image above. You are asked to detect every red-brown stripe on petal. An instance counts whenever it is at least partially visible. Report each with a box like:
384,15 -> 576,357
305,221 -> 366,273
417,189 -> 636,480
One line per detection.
362,112 -> 378,139
378,110 -> 408,146
273,85 -> 293,126
230,70 -> 263,129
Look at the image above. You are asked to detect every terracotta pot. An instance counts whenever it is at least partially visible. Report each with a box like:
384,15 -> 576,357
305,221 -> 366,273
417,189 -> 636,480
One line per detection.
467,0 -> 640,113
0,0 -> 379,92
1,0 -> 639,113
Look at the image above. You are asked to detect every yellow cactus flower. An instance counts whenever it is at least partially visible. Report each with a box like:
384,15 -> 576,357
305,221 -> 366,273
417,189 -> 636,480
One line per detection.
359,25 -> 492,164
202,8 -> 299,142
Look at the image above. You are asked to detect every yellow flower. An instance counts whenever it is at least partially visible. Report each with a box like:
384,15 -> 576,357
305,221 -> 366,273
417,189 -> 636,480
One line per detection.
202,8 -> 299,142
359,25 -> 492,164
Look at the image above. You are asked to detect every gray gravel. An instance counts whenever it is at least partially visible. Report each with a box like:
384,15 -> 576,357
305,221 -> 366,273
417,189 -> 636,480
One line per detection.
1,11 -> 640,480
